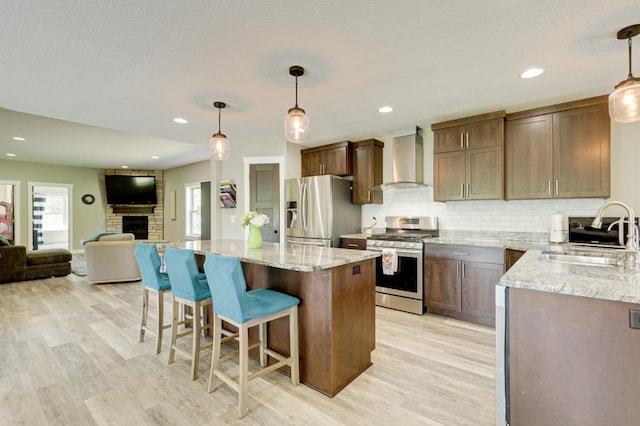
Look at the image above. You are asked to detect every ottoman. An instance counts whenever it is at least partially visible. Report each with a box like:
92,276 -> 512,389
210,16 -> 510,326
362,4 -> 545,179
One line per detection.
25,249 -> 72,280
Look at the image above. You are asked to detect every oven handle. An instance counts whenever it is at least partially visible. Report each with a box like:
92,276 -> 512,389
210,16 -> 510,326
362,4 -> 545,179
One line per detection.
367,247 -> 422,258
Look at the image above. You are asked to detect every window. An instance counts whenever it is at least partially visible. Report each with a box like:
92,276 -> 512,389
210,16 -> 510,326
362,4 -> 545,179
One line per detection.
42,194 -> 68,231
185,183 -> 201,237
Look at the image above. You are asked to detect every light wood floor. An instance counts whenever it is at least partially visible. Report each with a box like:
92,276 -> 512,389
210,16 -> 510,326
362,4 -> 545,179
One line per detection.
0,274 -> 495,425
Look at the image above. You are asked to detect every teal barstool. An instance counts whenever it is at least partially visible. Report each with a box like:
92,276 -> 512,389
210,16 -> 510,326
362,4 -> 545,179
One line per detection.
134,242 -> 172,354
164,246 -> 213,380
203,253 -> 300,419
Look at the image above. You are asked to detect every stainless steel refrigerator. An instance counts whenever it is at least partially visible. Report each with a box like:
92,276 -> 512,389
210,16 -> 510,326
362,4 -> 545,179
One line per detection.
285,175 -> 361,247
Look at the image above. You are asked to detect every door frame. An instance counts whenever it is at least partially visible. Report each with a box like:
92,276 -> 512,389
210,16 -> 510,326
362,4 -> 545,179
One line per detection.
27,182 -> 73,250
0,180 -> 21,245
243,156 -> 285,244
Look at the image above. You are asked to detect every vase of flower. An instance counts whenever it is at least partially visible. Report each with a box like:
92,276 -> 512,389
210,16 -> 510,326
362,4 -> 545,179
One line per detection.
247,224 -> 263,249
242,211 -> 270,249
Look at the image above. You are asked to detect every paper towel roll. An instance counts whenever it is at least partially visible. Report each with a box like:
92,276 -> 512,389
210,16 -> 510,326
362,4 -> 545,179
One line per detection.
550,214 -> 564,243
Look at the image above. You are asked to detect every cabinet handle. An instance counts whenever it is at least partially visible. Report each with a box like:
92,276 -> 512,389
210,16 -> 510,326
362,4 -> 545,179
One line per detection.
367,191 -> 371,202
548,179 -> 552,196
460,133 -> 464,149
452,252 -> 470,256
465,132 -> 469,148
462,263 -> 466,278
460,183 -> 465,198
347,244 -> 359,248
456,263 -> 459,277
555,179 -> 559,196
466,183 -> 469,199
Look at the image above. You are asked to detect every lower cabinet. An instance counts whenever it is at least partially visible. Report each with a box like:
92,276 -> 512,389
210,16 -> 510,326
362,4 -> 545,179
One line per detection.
424,244 -> 504,327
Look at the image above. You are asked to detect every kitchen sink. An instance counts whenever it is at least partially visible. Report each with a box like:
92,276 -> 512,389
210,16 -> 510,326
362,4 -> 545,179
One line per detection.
539,248 -> 625,267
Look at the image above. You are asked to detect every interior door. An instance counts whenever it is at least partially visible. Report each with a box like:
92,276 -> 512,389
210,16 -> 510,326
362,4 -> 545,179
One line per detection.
249,164 -> 280,243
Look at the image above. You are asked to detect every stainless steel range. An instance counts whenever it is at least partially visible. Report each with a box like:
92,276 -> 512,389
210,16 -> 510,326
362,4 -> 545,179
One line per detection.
366,216 -> 438,314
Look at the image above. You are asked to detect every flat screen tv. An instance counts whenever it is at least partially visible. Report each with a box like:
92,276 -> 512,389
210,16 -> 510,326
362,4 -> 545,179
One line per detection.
105,175 -> 157,205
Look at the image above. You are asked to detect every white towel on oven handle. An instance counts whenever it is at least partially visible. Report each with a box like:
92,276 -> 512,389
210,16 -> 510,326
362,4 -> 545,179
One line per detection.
381,248 -> 398,275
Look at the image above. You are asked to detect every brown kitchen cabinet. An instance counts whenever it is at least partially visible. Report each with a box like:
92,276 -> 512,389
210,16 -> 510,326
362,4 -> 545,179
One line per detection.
352,139 -> 384,204
432,112 -> 505,201
506,95 -> 610,199
508,288 -> 640,424
505,249 -> 525,271
301,141 -> 353,177
424,244 -> 504,327
340,237 -> 366,250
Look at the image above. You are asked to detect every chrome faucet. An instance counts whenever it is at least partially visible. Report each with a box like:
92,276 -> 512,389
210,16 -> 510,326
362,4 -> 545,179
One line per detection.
361,217 -> 377,235
591,201 -> 638,251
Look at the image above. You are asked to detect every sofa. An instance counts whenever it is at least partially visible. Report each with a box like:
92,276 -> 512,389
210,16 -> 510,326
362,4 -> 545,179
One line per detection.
84,233 -> 142,283
0,245 -> 72,284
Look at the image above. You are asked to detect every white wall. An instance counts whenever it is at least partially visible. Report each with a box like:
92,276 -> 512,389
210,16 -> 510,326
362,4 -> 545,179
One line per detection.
0,159 -> 105,250
163,160 -> 210,242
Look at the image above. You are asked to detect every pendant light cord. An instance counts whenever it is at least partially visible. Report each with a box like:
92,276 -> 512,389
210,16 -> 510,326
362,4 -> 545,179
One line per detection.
217,106 -> 222,133
628,36 -> 635,79
294,75 -> 299,108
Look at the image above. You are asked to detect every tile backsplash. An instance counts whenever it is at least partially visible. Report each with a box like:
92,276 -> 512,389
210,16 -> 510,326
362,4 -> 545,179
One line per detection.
361,186 -> 605,233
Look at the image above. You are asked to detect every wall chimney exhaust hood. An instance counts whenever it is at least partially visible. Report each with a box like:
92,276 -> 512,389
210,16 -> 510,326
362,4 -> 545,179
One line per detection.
373,126 -> 428,191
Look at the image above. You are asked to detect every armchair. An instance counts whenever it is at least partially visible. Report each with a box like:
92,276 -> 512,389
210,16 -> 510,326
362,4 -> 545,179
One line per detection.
84,233 -> 141,283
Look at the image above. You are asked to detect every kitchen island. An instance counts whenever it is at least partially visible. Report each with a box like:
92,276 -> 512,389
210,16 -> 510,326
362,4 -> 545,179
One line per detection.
497,247 -> 640,425
176,239 -> 378,397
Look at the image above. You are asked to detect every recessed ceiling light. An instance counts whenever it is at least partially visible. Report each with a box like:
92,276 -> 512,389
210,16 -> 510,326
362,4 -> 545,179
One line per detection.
378,106 -> 394,113
173,117 -> 189,124
520,68 -> 544,79
121,165 -> 129,169
5,153 -> 16,157
12,136 -> 26,141
151,155 -> 159,159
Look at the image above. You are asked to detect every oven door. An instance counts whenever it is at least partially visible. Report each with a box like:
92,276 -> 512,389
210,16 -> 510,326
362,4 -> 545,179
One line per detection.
369,248 -> 423,300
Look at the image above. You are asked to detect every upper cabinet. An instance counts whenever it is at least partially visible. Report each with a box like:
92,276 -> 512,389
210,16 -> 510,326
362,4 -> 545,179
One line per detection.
352,139 -> 384,204
506,96 -> 610,200
301,141 -> 353,177
431,112 -> 506,201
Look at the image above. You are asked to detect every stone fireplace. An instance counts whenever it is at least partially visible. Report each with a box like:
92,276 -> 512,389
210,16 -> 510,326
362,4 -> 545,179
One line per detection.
105,169 -> 164,240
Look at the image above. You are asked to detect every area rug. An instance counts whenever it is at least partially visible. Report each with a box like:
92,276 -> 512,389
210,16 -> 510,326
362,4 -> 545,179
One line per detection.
71,253 -> 87,276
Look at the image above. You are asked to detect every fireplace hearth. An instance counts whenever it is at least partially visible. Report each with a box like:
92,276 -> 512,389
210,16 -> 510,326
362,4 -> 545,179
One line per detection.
122,216 -> 149,240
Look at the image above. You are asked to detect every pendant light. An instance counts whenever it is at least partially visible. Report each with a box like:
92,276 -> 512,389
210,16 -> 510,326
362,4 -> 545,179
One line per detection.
284,65 -> 310,144
210,101 -> 230,160
609,24 -> 640,123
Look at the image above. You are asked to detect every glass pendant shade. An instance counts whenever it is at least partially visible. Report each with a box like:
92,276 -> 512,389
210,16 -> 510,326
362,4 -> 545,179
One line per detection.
284,106 -> 310,144
210,101 -> 230,160
210,133 -> 230,160
609,79 -> 640,123
609,24 -> 640,123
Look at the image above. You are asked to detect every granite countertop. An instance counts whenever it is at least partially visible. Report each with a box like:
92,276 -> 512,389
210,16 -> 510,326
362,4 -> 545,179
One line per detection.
340,230 -> 550,251
499,247 -> 640,304
425,231 -> 549,251
175,239 -> 379,272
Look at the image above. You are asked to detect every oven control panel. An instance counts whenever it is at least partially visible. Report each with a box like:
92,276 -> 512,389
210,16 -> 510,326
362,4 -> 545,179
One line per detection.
366,240 -> 423,250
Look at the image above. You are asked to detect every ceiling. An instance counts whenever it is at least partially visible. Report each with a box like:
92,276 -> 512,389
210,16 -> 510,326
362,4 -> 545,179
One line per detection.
0,1 -> 637,170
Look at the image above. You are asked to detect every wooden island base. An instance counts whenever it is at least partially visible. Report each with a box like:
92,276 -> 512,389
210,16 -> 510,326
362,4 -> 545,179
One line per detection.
241,258 -> 376,397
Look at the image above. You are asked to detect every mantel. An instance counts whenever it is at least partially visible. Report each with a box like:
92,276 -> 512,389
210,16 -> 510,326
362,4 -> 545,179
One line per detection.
111,205 -> 155,214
